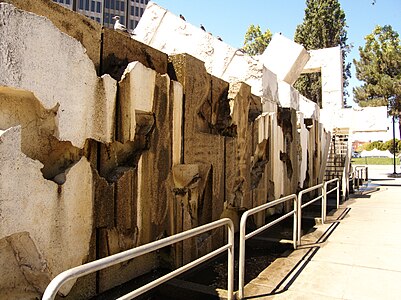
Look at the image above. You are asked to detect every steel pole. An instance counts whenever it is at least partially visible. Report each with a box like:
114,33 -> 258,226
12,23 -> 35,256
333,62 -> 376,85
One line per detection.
393,115 -> 397,174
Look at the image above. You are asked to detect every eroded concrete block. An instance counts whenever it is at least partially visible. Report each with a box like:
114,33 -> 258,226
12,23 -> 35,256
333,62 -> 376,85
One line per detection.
135,2 -> 236,77
119,62 -> 156,143
0,126 -> 93,296
135,2 -> 264,97
102,27 -> 168,79
262,33 -> 310,85
0,3 -> 117,148
2,0 -> 102,71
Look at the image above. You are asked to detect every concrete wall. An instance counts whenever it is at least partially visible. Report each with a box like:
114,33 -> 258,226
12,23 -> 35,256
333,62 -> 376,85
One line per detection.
0,1 -> 333,299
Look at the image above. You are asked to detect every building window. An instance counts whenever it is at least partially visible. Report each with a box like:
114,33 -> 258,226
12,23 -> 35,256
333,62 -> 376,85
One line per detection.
120,16 -> 125,24
79,0 -> 84,9
96,17 -> 101,23
135,7 -> 139,16
121,1 -> 125,11
66,0 -> 70,4
140,7 -> 143,15
105,13 -> 109,23
110,0 -> 114,9
96,1 -> 101,12
105,0 -> 110,9
130,20 -> 134,29
85,0 -> 89,10
130,6 -> 134,15
140,0 -> 144,4
91,1 -> 95,12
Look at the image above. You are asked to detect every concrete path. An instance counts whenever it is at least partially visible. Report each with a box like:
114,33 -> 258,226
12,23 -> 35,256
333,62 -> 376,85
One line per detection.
242,165 -> 401,300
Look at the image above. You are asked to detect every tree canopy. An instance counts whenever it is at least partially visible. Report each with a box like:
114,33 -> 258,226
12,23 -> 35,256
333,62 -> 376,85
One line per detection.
294,0 -> 351,107
353,25 -> 401,113
242,24 -> 272,56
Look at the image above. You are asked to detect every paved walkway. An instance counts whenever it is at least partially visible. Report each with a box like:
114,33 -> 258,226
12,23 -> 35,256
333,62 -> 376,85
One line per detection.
242,165 -> 401,300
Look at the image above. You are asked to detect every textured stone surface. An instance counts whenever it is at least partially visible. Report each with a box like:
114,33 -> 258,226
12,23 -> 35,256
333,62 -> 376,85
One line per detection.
0,126 -> 93,296
2,0 -> 102,71
0,3 -> 117,148
118,62 -> 156,143
134,2 -> 265,97
102,27 -> 168,79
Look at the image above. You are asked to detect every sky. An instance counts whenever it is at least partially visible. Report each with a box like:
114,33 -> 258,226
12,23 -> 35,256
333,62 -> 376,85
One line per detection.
151,0 -> 401,140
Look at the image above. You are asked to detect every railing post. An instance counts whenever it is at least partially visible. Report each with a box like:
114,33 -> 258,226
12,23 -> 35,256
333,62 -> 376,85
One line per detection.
322,184 -> 326,224
293,195 -> 298,249
227,221 -> 234,300
238,214 -> 247,299
336,179 -> 340,209
297,191 -> 303,246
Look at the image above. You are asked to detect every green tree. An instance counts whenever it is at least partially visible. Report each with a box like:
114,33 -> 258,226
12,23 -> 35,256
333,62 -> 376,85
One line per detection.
353,25 -> 401,139
243,24 -> 272,56
294,0 -> 351,107
383,139 -> 400,154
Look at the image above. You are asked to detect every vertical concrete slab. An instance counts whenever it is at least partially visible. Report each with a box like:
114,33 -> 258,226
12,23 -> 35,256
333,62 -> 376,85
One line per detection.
169,54 -> 229,260
297,112 -> 309,188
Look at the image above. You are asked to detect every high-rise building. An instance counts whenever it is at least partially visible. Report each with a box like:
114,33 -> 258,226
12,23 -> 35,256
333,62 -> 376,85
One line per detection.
52,0 -> 149,31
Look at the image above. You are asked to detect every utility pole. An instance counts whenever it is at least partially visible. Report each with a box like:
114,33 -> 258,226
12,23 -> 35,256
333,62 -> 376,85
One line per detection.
393,115 -> 397,174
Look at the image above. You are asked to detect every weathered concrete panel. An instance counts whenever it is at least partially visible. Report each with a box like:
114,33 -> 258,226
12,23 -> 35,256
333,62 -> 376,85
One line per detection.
0,3 -> 117,148
0,126 -> 93,296
2,0 -> 102,71
135,1 -> 264,97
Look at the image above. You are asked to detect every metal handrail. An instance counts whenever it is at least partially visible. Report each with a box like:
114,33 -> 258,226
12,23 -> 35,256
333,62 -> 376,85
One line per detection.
355,166 -> 368,182
238,194 -> 297,300
323,178 -> 340,222
353,166 -> 368,190
42,218 -> 235,300
297,183 -> 324,246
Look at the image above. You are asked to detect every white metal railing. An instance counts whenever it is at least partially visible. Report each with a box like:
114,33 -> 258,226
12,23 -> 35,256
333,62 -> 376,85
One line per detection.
42,218 -> 235,300
238,194 -> 297,300
323,178 -> 340,217
297,183 -> 324,246
353,166 -> 368,190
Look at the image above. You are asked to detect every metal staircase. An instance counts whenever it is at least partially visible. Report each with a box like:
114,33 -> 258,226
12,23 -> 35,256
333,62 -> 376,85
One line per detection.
324,129 -> 351,199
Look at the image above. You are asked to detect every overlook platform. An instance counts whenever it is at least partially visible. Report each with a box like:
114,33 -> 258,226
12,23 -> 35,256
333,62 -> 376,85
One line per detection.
242,165 -> 401,300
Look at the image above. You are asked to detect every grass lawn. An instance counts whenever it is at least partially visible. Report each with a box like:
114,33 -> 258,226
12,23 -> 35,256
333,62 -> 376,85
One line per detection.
351,157 -> 400,165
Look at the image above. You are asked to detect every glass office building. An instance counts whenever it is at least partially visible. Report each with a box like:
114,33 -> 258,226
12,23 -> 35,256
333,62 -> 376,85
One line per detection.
52,0 -> 149,30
